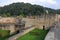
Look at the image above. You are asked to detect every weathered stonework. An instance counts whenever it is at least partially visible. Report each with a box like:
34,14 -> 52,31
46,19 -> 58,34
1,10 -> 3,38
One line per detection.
0,17 -> 25,34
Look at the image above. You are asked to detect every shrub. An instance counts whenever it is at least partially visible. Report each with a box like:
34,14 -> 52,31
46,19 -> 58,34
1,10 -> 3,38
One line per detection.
0,30 -> 10,38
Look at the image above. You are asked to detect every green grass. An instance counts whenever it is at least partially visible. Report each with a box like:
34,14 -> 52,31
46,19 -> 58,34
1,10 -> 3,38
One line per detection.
17,28 -> 49,40
0,30 -> 10,40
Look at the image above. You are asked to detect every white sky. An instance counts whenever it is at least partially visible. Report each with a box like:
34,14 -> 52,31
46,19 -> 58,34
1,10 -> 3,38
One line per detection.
0,0 -> 60,9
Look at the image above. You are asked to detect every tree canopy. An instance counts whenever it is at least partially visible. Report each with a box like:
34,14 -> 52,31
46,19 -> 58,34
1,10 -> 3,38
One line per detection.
0,2 -> 57,17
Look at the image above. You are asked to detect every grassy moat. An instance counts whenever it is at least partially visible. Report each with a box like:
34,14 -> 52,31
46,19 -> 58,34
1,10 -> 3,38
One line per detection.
17,28 -> 49,40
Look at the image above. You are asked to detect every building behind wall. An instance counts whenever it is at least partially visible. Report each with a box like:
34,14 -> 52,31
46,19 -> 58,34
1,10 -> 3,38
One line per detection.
0,17 -> 25,34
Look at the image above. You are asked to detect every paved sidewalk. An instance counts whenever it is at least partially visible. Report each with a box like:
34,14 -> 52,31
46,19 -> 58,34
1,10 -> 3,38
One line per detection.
54,22 -> 60,40
45,27 -> 55,40
45,22 -> 60,40
7,27 -> 35,40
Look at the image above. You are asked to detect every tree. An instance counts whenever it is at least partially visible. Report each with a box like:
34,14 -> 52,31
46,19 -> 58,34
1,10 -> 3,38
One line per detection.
0,2 -> 56,17
17,15 -> 24,19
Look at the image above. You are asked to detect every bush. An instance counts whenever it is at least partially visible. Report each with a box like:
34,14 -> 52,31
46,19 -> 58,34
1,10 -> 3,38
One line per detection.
0,30 -> 10,38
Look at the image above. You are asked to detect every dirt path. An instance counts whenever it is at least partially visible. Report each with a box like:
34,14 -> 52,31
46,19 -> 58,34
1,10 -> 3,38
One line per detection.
7,27 -> 35,40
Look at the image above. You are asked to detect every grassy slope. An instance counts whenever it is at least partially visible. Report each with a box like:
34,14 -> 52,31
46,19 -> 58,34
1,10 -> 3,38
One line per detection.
17,29 -> 49,40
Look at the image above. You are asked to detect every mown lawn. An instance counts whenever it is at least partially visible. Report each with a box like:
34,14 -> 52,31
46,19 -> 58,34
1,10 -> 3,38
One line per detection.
17,28 -> 49,40
0,30 -> 10,40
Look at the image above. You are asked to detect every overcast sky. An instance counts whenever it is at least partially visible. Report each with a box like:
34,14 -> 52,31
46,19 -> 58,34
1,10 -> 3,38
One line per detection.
0,0 -> 60,9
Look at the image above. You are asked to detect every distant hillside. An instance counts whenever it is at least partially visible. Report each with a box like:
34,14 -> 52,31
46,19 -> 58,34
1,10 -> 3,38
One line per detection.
56,9 -> 60,14
0,2 -> 57,17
